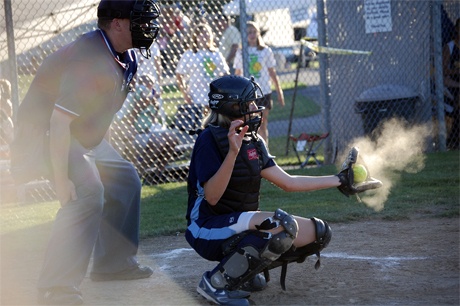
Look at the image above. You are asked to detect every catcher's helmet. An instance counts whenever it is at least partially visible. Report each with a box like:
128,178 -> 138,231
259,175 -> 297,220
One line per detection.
208,75 -> 265,133
98,0 -> 160,58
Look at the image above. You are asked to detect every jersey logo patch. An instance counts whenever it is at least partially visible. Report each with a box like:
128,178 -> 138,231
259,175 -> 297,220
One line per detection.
247,148 -> 258,160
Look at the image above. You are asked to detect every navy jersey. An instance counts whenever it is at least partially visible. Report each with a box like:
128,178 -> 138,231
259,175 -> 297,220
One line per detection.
16,30 -> 137,149
186,127 -> 276,226
185,127 -> 276,260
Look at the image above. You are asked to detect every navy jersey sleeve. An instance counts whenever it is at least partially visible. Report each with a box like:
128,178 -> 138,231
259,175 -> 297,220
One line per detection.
193,129 -> 223,186
264,158 -> 276,169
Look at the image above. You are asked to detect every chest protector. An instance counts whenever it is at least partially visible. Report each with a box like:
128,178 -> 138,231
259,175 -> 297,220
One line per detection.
208,125 -> 272,214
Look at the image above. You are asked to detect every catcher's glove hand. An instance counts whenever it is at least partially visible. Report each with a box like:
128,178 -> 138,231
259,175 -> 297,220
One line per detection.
336,147 -> 383,197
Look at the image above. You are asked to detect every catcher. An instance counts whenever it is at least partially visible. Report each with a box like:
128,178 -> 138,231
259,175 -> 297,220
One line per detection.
185,75 -> 382,305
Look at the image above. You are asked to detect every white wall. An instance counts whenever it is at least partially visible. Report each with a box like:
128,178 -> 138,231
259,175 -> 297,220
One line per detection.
254,9 -> 295,47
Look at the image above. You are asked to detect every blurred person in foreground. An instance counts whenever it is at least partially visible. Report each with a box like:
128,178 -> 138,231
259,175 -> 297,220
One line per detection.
11,1 -> 161,304
0,78 -> 14,185
186,75 -> 381,305
0,78 -> 14,159
234,21 -> 284,146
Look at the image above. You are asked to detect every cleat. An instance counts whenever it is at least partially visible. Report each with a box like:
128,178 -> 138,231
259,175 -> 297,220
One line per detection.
197,272 -> 250,305
90,265 -> 153,281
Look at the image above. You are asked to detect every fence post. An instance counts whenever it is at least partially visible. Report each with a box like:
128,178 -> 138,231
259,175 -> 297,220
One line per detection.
317,0 -> 334,162
3,0 -> 20,121
239,0 -> 250,78
431,0 -> 447,152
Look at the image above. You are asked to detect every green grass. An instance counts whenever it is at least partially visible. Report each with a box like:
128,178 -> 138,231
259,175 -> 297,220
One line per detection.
136,151 -> 459,237
270,84 -> 320,121
18,75 -> 34,100
139,182 -> 189,237
0,201 -> 59,234
145,150 -> 458,236
1,151 -> 458,238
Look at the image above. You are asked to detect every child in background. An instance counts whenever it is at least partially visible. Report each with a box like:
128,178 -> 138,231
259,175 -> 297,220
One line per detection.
234,21 -> 285,146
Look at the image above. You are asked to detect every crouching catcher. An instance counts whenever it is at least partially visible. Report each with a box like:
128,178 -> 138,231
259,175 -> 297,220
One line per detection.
185,75 -> 381,305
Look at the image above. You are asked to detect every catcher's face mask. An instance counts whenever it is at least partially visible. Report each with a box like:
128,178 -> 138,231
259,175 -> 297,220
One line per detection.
130,0 -> 161,58
97,0 -> 160,58
209,75 -> 265,135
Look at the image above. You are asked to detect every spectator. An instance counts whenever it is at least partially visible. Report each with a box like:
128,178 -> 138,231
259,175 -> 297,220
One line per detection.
136,41 -> 167,123
158,5 -> 190,71
234,21 -> 285,146
185,4 -> 206,24
216,15 -> 241,74
176,23 -> 229,107
442,18 -> 459,150
10,1 -> 161,304
112,74 -> 179,182
0,79 -> 14,159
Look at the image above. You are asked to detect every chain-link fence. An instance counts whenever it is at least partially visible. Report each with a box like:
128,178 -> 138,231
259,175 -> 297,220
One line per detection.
1,0 -> 458,204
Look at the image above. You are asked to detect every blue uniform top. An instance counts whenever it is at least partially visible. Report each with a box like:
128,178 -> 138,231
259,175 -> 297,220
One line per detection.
16,29 -> 137,149
186,127 -> 276,226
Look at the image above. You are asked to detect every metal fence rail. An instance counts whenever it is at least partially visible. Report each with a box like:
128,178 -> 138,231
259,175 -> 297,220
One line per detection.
1,0 -> 458,203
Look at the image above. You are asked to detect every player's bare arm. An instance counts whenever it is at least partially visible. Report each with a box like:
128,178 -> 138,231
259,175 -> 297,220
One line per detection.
262,165 -> 340,192
268,67 -> 284,106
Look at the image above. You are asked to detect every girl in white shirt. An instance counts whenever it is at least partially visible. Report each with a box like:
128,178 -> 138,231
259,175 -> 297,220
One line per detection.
176,23 -> 229,107
234,21 -> 285,145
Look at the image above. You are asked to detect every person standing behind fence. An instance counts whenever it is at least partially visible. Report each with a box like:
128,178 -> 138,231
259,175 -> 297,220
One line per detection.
136,40 -> 168,124
112,74 -> 179,183
234,21 -> 284,146
10,1 -> 161,304
442,18 -> 459,150
175,23 -> 229,108
216,15 -> 241,74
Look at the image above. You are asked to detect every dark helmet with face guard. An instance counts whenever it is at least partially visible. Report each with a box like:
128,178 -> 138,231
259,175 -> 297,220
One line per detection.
209,75 -> 264,115
98,0 -> 160,58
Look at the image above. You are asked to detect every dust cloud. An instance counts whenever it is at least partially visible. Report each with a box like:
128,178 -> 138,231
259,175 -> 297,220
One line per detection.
342,118 -> 431,211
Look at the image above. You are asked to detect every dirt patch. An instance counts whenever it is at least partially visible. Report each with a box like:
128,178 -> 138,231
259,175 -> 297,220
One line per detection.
1,218 -> 459,305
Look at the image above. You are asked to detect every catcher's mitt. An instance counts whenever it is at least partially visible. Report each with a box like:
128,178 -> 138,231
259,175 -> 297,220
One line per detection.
336,147 -> 383,197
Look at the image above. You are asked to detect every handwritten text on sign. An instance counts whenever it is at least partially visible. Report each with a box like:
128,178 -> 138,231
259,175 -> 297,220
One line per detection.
365,0 -> 392,34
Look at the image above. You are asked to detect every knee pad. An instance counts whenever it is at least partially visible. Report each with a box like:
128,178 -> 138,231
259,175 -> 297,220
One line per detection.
257,208 -> 298,261
254,208 -> 299,261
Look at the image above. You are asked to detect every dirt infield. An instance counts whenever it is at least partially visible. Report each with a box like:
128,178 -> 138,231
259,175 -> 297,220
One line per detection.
1,217 -> 459,305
